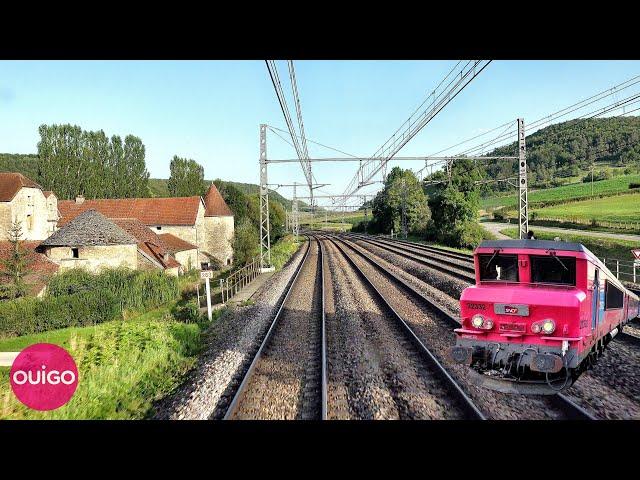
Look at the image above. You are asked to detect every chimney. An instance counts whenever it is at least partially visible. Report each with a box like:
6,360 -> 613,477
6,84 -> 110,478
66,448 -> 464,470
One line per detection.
75,195 -> 85,204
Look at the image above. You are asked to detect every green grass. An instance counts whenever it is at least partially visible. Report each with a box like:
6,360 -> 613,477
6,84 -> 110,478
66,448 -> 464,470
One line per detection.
270,234 -> 304,271
533,192 -> 640,224
500,227 -> 638,263
481,174 -> 640,210
0,305 -> 209,419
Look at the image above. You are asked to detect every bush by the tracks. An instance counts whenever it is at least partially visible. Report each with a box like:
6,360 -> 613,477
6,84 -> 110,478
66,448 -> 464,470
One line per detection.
0,268 -> 180,338
0,289 -> 120,337
48,268 -> 179,310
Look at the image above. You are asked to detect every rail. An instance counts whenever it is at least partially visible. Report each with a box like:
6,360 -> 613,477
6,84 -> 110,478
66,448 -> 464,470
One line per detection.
326,234 -> 485,420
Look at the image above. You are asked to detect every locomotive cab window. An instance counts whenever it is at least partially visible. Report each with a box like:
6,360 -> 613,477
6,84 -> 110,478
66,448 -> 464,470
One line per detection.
479,253 -> 519,282
605,281 -> 624,310
530,255 -> 576,286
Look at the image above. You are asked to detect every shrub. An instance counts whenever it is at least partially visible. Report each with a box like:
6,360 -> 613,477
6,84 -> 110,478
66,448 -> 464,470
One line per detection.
1,268 -> 180,338
0,290 -> 120,337
171,298 -> 203,323
47,268 -> 179,311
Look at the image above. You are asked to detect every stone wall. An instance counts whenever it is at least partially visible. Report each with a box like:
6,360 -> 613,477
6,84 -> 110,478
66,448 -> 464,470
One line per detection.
0,187 -> 52,241
45,244 -> 137,272
174,248 -> 199,271
203,216 -> 234,266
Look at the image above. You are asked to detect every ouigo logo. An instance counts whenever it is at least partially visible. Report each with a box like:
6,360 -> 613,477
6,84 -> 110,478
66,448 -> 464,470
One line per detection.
10,343 -> 78,411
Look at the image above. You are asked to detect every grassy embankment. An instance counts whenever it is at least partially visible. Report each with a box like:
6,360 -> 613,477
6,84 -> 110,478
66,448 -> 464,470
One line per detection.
481,174 -> 640,210
0,273 -> 215,420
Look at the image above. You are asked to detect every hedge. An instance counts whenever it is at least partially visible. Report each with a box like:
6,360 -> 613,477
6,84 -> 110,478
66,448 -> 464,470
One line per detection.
0,290 -> 120,337
0,268 -> 181,338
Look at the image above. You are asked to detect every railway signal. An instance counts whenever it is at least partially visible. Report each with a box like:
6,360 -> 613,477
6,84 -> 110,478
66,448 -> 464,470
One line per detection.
201,269 -> 214,321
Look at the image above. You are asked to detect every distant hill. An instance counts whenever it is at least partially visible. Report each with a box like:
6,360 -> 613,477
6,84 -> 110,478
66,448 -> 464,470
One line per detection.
0,153 -> 39,180
481,116 -> 640,193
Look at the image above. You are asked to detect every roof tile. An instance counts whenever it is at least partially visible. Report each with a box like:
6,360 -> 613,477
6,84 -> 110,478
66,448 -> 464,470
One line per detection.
58,196 -> 203,227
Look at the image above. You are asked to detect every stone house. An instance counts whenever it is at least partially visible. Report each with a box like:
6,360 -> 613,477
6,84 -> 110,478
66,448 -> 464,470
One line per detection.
0,173 -> 58,241
39,210 -> 139,272
113,218 -> 184,276
158,233 -> 199,271
57,184 -> 235,267
202,183 -> 234,266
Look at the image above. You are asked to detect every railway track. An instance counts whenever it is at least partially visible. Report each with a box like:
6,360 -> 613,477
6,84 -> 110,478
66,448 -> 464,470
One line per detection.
223,236 -> 327,420
346,233 -> 475,282
355,234 -> 474,263
319,234 -> 484,420
332,233 -> 596,420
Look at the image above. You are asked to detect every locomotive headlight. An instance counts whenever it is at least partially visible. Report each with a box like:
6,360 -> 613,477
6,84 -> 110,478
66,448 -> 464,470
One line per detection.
472,314 -> 485,328
541,319 -> 556,334
531,323 -> 542,334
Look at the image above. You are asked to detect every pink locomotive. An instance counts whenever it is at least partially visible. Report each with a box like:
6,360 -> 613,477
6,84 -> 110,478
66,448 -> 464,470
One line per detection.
449,239 -> 640,394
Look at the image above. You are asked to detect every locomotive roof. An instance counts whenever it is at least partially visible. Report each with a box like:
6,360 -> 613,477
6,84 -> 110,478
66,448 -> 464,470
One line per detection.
478,239 -> 589,253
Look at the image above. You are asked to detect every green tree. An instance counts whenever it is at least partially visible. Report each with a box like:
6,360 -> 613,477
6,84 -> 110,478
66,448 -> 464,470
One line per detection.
37,124 -> 150,199
0,221 -> 32,299
167,156 -> 207,197
233,217 -> 260,266
370,167 -> 430,236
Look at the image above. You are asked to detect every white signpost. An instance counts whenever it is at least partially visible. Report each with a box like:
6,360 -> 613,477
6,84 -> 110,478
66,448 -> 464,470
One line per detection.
201,270 -> 214,321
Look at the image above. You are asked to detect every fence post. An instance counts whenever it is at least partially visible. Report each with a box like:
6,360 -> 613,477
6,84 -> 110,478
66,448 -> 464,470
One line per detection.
616,260 -> 620,279
220,279 -> 224,304
634,263 -> 637,284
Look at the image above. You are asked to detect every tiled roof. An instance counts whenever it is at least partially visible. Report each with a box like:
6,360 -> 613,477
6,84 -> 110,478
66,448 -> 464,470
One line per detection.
41,210 -> 137,247
203,183 -> 233,217
158,233 -> 198,253
0,240 -> 59,296
0,173 -> 42,202
113,218 -> 183,270
57,196 -> 203,227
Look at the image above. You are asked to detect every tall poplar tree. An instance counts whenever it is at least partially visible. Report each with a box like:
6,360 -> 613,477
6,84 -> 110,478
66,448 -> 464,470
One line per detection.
167,156 -> 207,197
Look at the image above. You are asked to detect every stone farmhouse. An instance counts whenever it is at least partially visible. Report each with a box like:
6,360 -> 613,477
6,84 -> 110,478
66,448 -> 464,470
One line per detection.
0,173 -> 58,240
0,172 -> 234,280
57,183 -> 234,267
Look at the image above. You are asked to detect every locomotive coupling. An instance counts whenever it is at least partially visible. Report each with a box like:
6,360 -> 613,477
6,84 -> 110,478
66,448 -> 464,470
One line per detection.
449,346 -> 473,365
529,353 -> 563,373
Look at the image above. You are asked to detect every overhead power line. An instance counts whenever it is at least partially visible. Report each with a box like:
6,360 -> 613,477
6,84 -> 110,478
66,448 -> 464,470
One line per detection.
339,60 -> 492,203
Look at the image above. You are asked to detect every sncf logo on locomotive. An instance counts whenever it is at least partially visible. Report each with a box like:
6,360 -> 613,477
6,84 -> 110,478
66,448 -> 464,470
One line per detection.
504,306 -> 519,315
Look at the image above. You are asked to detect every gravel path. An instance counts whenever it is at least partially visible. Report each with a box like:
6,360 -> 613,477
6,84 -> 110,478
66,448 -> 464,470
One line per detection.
323,238 -> 469,420
229,240 -> 323,420
151,242 -> 309,420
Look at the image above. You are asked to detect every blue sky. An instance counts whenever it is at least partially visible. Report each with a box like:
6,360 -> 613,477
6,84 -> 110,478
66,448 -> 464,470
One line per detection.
1,60 -> 639,201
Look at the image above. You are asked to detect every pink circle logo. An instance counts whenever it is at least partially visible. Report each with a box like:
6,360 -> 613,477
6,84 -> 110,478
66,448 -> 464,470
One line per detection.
10,343 -> 78,411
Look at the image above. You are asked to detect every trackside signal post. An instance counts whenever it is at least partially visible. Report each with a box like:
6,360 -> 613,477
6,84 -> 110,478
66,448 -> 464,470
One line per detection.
201,269 -> 214,321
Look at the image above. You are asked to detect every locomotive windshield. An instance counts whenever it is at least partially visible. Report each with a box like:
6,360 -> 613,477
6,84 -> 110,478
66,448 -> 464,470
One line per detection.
530,255 -> 576,286
479,253 -> 519,282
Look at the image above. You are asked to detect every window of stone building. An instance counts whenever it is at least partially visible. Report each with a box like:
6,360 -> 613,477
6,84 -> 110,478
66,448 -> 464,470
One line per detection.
26,214 -> 33,230
156,226 -> 162,230
72,248 -> 79,259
